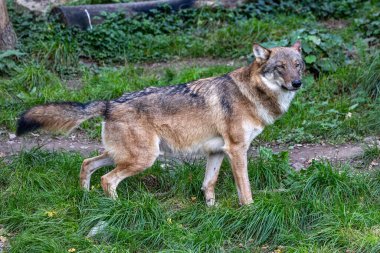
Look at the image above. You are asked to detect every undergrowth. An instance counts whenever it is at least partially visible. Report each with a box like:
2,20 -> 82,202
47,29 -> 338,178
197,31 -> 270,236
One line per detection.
1,148 -> 380,252
4,0 -> 377,73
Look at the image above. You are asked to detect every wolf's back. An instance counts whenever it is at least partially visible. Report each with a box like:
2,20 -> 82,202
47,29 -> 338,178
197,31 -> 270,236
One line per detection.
16,101 -> 106,136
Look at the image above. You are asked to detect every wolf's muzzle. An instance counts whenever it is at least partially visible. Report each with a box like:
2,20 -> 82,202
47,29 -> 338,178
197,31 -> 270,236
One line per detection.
291,80 -> 302,88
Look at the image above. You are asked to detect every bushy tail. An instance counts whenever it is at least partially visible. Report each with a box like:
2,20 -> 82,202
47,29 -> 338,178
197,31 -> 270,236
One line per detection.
16,101 -> 106,136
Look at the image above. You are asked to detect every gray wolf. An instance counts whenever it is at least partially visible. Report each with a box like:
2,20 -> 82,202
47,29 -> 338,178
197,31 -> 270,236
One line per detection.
16,41 -> 304,206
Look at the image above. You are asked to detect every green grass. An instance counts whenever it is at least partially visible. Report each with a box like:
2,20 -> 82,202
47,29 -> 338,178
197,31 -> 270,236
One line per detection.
9,3 -> 313,64
360,145 -> 380,168
1,149 -> 380,252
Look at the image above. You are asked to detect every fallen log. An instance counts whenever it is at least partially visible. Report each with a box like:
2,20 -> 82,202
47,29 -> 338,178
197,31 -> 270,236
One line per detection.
51,0 -> 197,29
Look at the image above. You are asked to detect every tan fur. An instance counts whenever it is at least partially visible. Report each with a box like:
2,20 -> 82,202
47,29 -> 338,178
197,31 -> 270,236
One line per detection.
17,42 -> 304,206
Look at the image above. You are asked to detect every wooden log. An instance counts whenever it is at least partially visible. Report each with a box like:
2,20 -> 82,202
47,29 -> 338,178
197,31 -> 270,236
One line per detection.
51,0 -> 197,30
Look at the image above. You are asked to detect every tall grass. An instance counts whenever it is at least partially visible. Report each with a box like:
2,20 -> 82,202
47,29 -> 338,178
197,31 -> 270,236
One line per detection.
358,53 -> 380,100
1,149 -> 380,252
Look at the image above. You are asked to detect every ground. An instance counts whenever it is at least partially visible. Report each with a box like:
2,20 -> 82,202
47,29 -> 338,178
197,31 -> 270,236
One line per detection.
0,129 -> 374,169
1,1 -> 380,252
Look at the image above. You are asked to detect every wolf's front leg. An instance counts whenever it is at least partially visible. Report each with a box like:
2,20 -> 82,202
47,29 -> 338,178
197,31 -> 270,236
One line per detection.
202,152 -> 224,206
226,146 -> 252,205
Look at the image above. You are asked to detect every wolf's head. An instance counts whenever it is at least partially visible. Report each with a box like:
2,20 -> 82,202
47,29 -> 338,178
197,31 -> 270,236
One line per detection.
253,41 -> 305,91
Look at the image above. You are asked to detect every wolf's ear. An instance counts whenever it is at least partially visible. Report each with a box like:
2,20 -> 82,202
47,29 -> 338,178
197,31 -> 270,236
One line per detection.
292,40 -> 302,53
253,44 -> 270,62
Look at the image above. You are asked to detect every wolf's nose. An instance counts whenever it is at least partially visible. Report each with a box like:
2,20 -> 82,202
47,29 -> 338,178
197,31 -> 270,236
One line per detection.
291,80 -> 302,88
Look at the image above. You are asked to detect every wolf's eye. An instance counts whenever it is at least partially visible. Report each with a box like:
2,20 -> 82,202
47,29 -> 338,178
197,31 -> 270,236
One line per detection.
276,65 -> 285,69
295,63 -> 300,68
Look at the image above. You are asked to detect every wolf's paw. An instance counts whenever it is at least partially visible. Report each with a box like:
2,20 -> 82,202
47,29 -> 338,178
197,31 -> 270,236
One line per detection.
206,198 -> 216,207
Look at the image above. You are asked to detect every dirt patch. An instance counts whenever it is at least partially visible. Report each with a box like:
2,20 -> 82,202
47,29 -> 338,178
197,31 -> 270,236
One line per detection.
260,142 -> 365,171
2,130 -> 377,171
0,131 -> 103,158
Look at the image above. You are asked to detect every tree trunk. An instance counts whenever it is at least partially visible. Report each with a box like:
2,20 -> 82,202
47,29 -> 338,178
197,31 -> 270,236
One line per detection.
0,0 -> 17,50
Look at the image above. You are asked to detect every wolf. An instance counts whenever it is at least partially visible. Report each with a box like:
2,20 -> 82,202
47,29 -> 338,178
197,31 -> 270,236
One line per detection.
16,41 -> 304,206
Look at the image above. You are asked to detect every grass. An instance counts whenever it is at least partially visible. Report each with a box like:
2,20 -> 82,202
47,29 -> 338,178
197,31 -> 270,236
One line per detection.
9,4 -> 314,64
361,145 -> 380,168
1,149 -> 380,252
1,1 -> 380,251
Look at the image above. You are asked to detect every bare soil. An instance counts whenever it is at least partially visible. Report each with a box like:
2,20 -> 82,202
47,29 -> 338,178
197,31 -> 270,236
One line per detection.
2,130 -> 378,170
0,131 -> 103,158
257,142 -> 365,171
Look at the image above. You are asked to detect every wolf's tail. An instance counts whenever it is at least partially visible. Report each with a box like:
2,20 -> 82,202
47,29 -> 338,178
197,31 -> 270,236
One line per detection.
16,101 -> 106,136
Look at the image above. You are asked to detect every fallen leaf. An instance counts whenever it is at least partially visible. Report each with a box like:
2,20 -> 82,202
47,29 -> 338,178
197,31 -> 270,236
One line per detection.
45,211 -> 57,218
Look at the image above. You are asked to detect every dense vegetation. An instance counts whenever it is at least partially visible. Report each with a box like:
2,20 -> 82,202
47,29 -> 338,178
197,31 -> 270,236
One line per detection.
0,0 -> 379,252
1,148 -> 380,252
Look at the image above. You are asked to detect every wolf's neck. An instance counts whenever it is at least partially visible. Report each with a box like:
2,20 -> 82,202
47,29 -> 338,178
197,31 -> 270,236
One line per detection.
230,66 -> 296,125
260,76 -> 296,113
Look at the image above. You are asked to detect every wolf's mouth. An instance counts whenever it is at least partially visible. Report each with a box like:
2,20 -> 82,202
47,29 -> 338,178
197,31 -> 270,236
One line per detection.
281,85 -> 299,91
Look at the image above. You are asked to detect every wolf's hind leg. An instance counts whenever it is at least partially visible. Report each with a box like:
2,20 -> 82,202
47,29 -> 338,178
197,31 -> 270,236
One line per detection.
80,153 -> 113,190
202,152 -> 224,206
101,156 -> 158,199
100,138 -> 159,199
